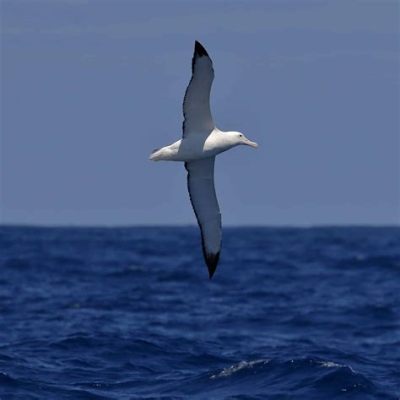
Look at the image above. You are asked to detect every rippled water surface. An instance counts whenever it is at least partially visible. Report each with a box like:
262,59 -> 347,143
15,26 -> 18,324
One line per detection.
0,226 -> 399,399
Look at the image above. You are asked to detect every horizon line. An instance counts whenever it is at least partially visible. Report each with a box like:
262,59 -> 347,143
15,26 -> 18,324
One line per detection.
0,223 -> 399,230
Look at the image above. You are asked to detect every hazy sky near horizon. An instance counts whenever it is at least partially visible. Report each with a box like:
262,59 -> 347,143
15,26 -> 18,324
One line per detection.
1,0 -> 399,226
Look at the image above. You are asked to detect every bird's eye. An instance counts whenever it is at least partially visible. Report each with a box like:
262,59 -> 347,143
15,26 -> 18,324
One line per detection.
239,134 -> 243,138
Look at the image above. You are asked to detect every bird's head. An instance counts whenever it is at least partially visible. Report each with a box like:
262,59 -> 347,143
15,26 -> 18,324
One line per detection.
227,131 -> 258,148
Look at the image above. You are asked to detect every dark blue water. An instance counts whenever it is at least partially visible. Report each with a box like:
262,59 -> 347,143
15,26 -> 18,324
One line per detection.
0,226 -> 399,399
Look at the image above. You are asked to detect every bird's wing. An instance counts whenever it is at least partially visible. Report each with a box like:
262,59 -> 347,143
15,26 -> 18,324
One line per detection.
185,157 -> 221,278
182,41 -> 215,138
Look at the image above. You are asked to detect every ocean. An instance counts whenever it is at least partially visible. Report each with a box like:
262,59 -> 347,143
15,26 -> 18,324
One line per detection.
0,226 -> 399,399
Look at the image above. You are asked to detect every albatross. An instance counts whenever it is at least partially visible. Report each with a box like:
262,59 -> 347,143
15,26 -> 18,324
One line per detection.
150,41 -> 258,278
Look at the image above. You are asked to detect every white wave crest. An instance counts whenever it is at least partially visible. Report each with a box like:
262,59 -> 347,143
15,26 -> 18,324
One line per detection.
210,359 -> 269,379
319,361 -> 342,368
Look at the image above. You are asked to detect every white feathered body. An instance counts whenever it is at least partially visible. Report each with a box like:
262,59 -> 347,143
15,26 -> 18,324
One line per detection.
150,128 -> 239,162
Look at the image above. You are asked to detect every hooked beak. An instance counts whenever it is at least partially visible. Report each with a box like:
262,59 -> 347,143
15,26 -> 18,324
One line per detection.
243,138 -> 258,148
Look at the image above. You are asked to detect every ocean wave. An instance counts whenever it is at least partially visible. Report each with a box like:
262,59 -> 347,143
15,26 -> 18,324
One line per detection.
195,357 -> 395,400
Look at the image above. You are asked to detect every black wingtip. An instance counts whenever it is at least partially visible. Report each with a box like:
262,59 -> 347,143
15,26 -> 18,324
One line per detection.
194,40 -> 209,57
206,252 -> 220,279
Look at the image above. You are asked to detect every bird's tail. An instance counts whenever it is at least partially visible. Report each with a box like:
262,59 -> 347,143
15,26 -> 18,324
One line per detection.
149,148 -> 162,161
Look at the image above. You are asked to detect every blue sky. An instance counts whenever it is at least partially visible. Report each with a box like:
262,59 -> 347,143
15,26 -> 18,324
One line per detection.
1,0 -> 399,226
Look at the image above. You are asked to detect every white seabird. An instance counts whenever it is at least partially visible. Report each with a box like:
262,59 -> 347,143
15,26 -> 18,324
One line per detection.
150,41 -> 258,278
